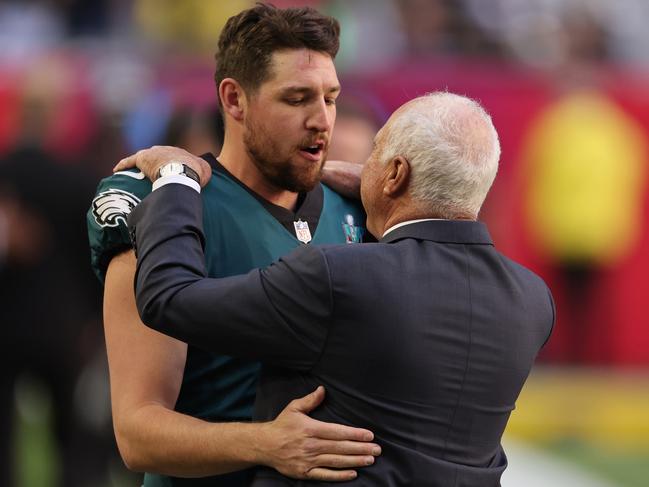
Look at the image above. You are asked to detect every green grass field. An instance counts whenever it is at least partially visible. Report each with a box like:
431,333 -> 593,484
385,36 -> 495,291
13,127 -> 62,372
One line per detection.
541,439 -> 649,487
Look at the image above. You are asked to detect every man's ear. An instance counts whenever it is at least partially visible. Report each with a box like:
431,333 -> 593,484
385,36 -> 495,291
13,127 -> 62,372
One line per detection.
383,156 -> 410,197
219,78 -> 246,122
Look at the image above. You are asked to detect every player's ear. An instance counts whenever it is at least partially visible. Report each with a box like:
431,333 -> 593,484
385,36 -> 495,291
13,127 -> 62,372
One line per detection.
219,78 -> 246,122
383,156 -> 410,197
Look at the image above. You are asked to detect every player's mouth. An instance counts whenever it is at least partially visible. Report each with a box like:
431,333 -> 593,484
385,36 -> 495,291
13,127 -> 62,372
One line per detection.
299,141 -> 325,162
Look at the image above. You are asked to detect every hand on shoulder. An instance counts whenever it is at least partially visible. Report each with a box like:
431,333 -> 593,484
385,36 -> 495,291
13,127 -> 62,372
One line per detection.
113,146 -> 212,187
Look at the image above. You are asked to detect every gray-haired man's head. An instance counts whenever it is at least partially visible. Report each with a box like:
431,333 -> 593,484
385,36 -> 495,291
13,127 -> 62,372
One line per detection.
361,92 -> 500,236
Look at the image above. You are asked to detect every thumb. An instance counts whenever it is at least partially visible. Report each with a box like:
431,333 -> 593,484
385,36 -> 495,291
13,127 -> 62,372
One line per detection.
290,386 -> 325,414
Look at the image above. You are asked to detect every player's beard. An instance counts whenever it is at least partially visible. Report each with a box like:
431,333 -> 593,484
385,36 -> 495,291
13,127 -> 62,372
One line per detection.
243,114 -> 326,193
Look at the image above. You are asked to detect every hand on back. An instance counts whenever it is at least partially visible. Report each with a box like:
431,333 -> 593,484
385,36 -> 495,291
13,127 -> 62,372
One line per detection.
260,386 -> 381,481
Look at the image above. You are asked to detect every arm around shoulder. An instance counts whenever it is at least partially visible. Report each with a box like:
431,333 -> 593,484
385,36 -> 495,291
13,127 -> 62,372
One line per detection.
130,184 -> 334,369
105,251 -> 380,479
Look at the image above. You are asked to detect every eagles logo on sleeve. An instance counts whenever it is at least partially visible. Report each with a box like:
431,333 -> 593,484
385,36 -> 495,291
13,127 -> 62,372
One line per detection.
92,188 -> 141,228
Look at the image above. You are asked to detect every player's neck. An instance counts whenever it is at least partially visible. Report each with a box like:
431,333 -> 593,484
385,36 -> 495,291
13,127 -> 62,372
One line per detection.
218,137 -> 299,211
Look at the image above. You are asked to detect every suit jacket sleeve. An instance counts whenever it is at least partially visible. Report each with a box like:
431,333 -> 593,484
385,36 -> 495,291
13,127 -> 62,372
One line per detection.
128,183 -> 333,371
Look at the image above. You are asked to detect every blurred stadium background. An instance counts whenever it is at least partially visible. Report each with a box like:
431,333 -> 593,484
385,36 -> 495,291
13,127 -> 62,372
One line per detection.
1,0 -> 649,486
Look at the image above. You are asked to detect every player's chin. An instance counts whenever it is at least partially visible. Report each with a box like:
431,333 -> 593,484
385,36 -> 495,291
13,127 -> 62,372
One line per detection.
290,165 -> 323,192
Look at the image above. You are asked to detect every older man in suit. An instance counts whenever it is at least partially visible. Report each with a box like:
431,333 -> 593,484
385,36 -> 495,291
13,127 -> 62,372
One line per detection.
125,92 -> 554,486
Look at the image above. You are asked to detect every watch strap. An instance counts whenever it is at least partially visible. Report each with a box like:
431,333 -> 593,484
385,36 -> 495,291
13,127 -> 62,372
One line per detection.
182,164 -> 200,184
157,162 -> 201,184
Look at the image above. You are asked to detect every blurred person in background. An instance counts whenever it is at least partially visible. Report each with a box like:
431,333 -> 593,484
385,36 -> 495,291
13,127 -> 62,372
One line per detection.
0,59 -> 111,486
397,0 -> 503,58
88,4 -> 378,486
326,98 -> 380,166
321,97 -> 381,206
163,106 -> 225,157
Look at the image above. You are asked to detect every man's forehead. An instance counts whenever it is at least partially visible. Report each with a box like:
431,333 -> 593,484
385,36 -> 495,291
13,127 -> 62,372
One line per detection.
265,49 -> 339,88
271,48 -> 334,67
374,125 -> 388,144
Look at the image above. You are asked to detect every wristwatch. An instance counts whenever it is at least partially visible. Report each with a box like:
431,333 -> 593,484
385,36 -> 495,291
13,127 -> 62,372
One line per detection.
157,161 -> 200,184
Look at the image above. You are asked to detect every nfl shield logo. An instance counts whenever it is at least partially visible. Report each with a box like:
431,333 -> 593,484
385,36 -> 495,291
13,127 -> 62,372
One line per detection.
293,219 -> 312,244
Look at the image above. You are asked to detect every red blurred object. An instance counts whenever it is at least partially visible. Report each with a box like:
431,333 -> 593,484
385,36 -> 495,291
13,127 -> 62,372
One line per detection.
0,75 -> 21,155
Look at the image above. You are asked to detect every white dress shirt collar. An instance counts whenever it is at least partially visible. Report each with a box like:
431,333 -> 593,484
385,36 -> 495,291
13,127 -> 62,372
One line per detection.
382,218 -> 445,238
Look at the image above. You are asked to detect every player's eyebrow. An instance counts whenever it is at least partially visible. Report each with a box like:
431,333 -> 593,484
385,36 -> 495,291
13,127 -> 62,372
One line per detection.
279,85 -> 341,95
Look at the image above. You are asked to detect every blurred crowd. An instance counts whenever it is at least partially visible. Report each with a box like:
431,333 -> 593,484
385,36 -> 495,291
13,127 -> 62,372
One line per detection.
1,1 -> 649,486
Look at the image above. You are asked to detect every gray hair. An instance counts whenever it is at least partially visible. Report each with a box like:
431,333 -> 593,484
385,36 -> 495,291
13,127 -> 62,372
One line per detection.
378,92 -> 500,219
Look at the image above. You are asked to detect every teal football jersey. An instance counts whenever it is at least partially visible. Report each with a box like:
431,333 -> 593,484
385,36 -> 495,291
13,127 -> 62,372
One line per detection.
86,155 -> 366,487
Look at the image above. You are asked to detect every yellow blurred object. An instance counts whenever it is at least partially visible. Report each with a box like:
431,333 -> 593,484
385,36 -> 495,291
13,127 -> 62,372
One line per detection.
507,368 -> 649,448
135,0 -> 253,51
522,90 -> 647,266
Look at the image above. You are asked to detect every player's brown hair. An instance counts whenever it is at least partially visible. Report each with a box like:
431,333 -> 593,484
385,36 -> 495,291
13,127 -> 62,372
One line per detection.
214,3 -> 340,100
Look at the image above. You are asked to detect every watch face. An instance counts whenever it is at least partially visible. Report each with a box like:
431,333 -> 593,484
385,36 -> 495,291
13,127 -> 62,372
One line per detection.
160,162 -> 183,177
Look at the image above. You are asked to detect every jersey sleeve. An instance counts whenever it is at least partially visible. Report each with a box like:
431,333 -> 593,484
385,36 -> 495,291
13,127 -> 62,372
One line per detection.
86,170 -> 152,283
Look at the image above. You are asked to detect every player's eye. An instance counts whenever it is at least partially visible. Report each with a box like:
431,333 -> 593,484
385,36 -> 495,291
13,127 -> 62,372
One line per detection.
325,98 -> 337,106
286,98 -> 304,106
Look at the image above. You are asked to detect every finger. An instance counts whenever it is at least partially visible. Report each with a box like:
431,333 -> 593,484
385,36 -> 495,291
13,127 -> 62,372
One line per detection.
289,386 -> 325,414
323,160 -> 363,172
306,418 -> 374,442
113,155 -> 137,172
306,468 -> 357,482
312,439 -> 381,456
199,163 -> 212,187
324,159 -> 359,167
313,453 -> 375,469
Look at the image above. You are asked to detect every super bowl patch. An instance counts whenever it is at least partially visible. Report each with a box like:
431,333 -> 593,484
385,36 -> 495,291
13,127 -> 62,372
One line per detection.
342,214 -> 364,243
92,188 -> 141,228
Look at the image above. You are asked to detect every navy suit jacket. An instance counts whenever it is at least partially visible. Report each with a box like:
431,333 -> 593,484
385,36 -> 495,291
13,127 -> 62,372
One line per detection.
129,184 -> 554,486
